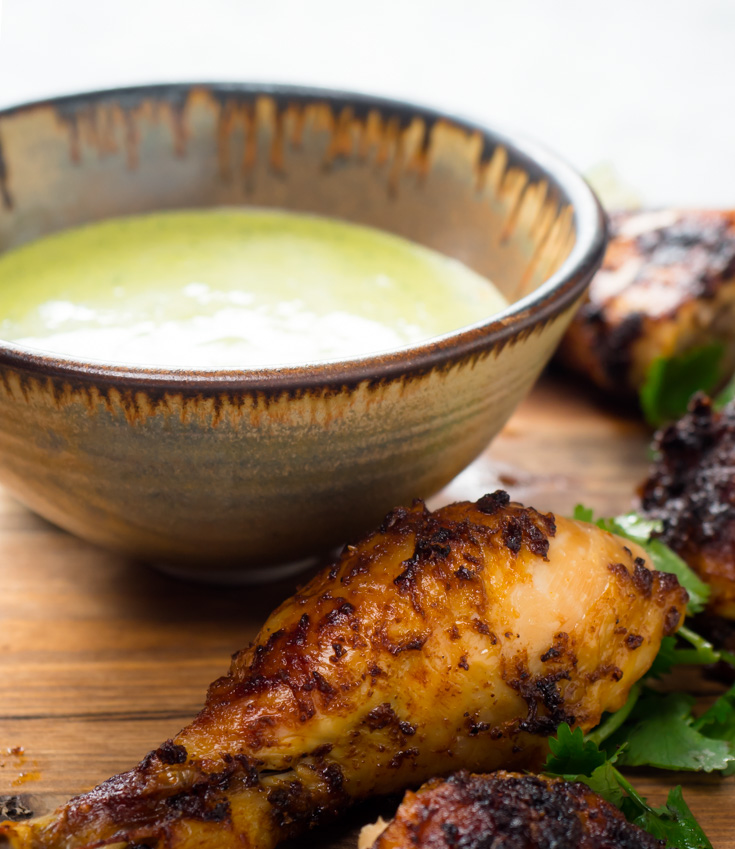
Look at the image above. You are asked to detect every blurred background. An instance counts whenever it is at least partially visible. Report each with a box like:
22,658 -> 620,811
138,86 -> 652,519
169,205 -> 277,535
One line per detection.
0,0 -> 733,206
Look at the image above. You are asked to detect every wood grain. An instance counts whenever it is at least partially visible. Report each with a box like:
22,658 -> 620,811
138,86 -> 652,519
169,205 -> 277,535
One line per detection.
0,369 -> 731,847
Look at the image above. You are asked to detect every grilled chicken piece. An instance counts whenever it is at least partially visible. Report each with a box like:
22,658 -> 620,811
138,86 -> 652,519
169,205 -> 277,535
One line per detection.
362,771 -> 664,849
559,209 -> 735,393
640,394 -> 735,617
0,492 -> 687,849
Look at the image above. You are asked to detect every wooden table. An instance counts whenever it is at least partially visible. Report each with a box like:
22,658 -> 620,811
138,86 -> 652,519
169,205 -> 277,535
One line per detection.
1,370 -> 732,847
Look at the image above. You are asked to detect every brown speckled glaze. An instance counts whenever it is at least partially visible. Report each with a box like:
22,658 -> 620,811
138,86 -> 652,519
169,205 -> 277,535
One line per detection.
0,84 -> 606,575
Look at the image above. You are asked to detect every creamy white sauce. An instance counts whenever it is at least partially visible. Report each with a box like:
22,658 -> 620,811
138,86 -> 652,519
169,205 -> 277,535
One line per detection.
0,209 -> 508,368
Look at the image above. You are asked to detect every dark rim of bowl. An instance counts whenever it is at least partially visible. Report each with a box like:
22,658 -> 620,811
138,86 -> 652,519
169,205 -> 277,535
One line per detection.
0,82 -> 607,393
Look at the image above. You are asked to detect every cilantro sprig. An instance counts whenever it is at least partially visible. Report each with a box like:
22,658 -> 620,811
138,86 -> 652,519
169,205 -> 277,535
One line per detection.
591,624 -> 735,774
606,691 -> 732,772
544,727 -> 713,849
624,785 -> 713,849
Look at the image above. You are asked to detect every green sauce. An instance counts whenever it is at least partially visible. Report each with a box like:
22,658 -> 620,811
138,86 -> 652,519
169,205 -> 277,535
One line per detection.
0,209 -> 507,368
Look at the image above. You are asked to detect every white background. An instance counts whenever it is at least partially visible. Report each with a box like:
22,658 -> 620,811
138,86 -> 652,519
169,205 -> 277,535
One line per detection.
0,0 -> 733,206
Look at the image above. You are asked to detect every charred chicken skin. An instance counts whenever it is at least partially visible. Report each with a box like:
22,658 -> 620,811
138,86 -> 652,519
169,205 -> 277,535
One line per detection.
0,492 -> 687,849
641,395 -> 735,618
559,209 -> 735,393
363,771 -> 664,849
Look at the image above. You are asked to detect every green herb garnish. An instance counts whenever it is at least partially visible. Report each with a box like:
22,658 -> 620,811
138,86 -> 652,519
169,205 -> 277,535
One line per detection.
544,728 -> 713,848
640,344 -> 724,427
606,691 -> 732,772
620,781 -> 713,849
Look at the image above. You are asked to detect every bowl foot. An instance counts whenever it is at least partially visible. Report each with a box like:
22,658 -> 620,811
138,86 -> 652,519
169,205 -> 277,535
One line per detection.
148,553 -> 331,585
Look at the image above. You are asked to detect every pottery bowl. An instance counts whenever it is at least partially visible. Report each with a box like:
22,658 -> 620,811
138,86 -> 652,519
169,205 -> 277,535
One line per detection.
0,84 -> 606,579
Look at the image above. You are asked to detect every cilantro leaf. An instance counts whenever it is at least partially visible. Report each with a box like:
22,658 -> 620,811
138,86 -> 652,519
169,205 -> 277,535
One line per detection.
695,683 -> 735,740
629,786 -> 714,849
693,682 -> 735,775
545,723 -> 607,775
608,692 -> 733,772
580,761 -> 626,808
640,343 -> 724,427
543,725 -> 626,808
572,504 -> 595,523
565,761 -> 627,809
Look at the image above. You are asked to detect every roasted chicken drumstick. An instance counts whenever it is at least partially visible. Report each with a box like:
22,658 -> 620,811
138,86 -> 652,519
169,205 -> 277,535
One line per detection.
362,771 -> 664,849
0,492 -> 687,849
560,208 -> 735,394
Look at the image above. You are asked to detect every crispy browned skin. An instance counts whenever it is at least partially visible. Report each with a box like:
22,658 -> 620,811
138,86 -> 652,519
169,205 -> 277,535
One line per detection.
559,209 -> 735,393
0,493 -> 687,849
367,771 -> 664,849
640,394 -> 735,617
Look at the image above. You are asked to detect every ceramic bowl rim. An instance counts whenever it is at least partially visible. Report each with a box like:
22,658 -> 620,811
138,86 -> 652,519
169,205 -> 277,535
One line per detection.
0,82 -> 607,392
